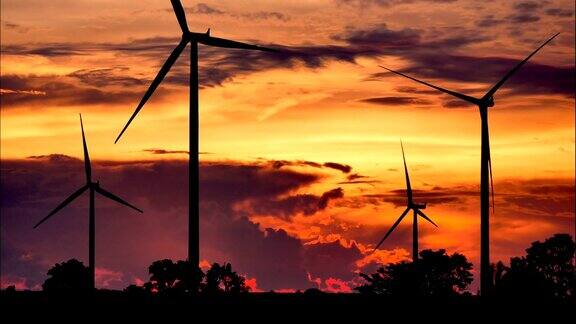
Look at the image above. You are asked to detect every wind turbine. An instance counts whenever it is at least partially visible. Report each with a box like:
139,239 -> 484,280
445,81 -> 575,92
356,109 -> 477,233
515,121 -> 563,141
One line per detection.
379,33 -> 559,295
113,0 -> 279,268
34,114 -> 143,291
373,141 -> 438,263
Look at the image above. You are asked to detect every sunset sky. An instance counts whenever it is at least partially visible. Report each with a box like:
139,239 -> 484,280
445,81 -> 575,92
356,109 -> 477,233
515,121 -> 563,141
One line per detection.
1,0 -> 574,292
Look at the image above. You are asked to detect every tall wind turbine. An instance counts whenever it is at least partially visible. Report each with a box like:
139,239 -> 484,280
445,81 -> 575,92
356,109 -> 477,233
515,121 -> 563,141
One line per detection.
379,33 -> 559,295
34,114 -> 143,290
373,141 -> 438,263
114,0 -> 278,268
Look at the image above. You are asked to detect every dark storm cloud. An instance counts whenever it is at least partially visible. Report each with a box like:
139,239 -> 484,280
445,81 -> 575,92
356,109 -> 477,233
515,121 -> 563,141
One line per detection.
347,173 -> 368,181
513,1 -> 546,11
334,0 -> 458,7
1,43 -> 85,57
67,68 -> 145,87
186,3 -> 225,15
544,8 -> 573,17
1,37 -> 180,58
360,96 -> 433,106
506,13 -> 541,23
269,159 -> 352,174
475,15 -> 505,27
26,154 -> 81,162
248,188 -> 344,219
374,54 -> 575,98
4,23 -> 570,104
338,180 -> 381,185
237,11 -> 290,22
303,241 -> 363,281
2,21 -> 30,33
323,162 -> 352,174
496,179 -> 575,218
393,86 -> 439,95
3,24 -> 486,90
142,149 -> 189,155
339,173 -> 381,185
0,74 -> 168,108
442,99 -> 475,108
200,162 -> 320,204
177,3 -> 290,21
363,185 -> 479,208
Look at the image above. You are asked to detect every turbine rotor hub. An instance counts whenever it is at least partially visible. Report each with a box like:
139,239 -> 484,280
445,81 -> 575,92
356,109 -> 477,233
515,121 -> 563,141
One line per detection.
487,97 -> 495,107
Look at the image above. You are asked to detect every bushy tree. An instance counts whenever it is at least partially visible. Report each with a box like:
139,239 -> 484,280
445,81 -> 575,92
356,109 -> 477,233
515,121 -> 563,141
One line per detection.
355,249 -> 473,296
145,259 -> 204,295
203,263 -> 250,295
42,259 -> 91,294
493,233 -> 575,298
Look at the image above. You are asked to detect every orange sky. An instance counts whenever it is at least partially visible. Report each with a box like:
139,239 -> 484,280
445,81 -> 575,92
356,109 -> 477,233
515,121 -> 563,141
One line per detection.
1,0 -> 574,291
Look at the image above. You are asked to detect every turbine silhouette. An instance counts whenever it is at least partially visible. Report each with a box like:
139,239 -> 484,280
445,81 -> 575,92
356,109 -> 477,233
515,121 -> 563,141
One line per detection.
373,141 -> 438,263
34,114 -> 143,290
113,0 -> 279,269
379,33 -> 559,295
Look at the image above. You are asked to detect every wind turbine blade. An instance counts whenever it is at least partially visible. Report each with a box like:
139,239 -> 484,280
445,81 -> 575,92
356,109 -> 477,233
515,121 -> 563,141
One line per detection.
114,38 -> 188,144
199,36 -> 279,52
170,0 -> 189,33
95,186 -> 143,213
379,65 -> 481,105
79,114 -> 91,183
400,140 -> 412,203
33,185 -> 89,228
416,210 -> 438,228
372,207 -> 410,252
482,33 -> 560,102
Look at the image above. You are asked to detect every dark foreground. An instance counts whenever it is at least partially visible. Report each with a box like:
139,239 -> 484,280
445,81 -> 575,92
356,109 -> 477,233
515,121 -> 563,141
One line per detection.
2,291 -> 574,321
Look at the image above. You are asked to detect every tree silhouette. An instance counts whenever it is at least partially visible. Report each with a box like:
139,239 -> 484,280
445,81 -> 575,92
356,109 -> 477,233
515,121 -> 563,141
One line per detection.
148,259 -> 178,293
132,260 -> 248,295
204,263 -> 250,295
146,259 -> 204,295
42,259 -> 91,294
493,233 -> 575,298
355,249 -> 473,296
173,260 -> 204,294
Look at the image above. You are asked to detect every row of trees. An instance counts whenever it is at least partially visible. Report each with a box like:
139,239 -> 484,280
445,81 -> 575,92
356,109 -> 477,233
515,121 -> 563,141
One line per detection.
32,233 -> 575,298
490,234 -> 575,298
125,260 -> 249,296
41,259 -> 249,295
356,234 -> 575,298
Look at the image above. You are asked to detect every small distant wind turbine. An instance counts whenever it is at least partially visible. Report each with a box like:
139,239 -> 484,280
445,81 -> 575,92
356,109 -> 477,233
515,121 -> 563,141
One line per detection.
373,141 -> 438,263
114,0 -> 279,268
34,114 -> 143,290
379,33 -> 559,295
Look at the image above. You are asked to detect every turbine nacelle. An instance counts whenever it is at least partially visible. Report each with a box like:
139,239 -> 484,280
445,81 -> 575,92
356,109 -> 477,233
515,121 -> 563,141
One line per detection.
185,29 -> 212,41
411,202 -> 427,210
484,97 -> 495,107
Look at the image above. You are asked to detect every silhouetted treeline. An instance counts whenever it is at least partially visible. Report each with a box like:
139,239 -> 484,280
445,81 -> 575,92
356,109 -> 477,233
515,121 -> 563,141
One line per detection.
6,233 -> 573,299
356,233 -> 575,299
491,233 -> 575,299
355,249 -> 473,296
124,260 -> 249,296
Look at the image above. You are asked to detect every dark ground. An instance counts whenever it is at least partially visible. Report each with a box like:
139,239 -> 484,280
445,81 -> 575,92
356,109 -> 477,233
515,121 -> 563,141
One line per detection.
1,290 -> 574,321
